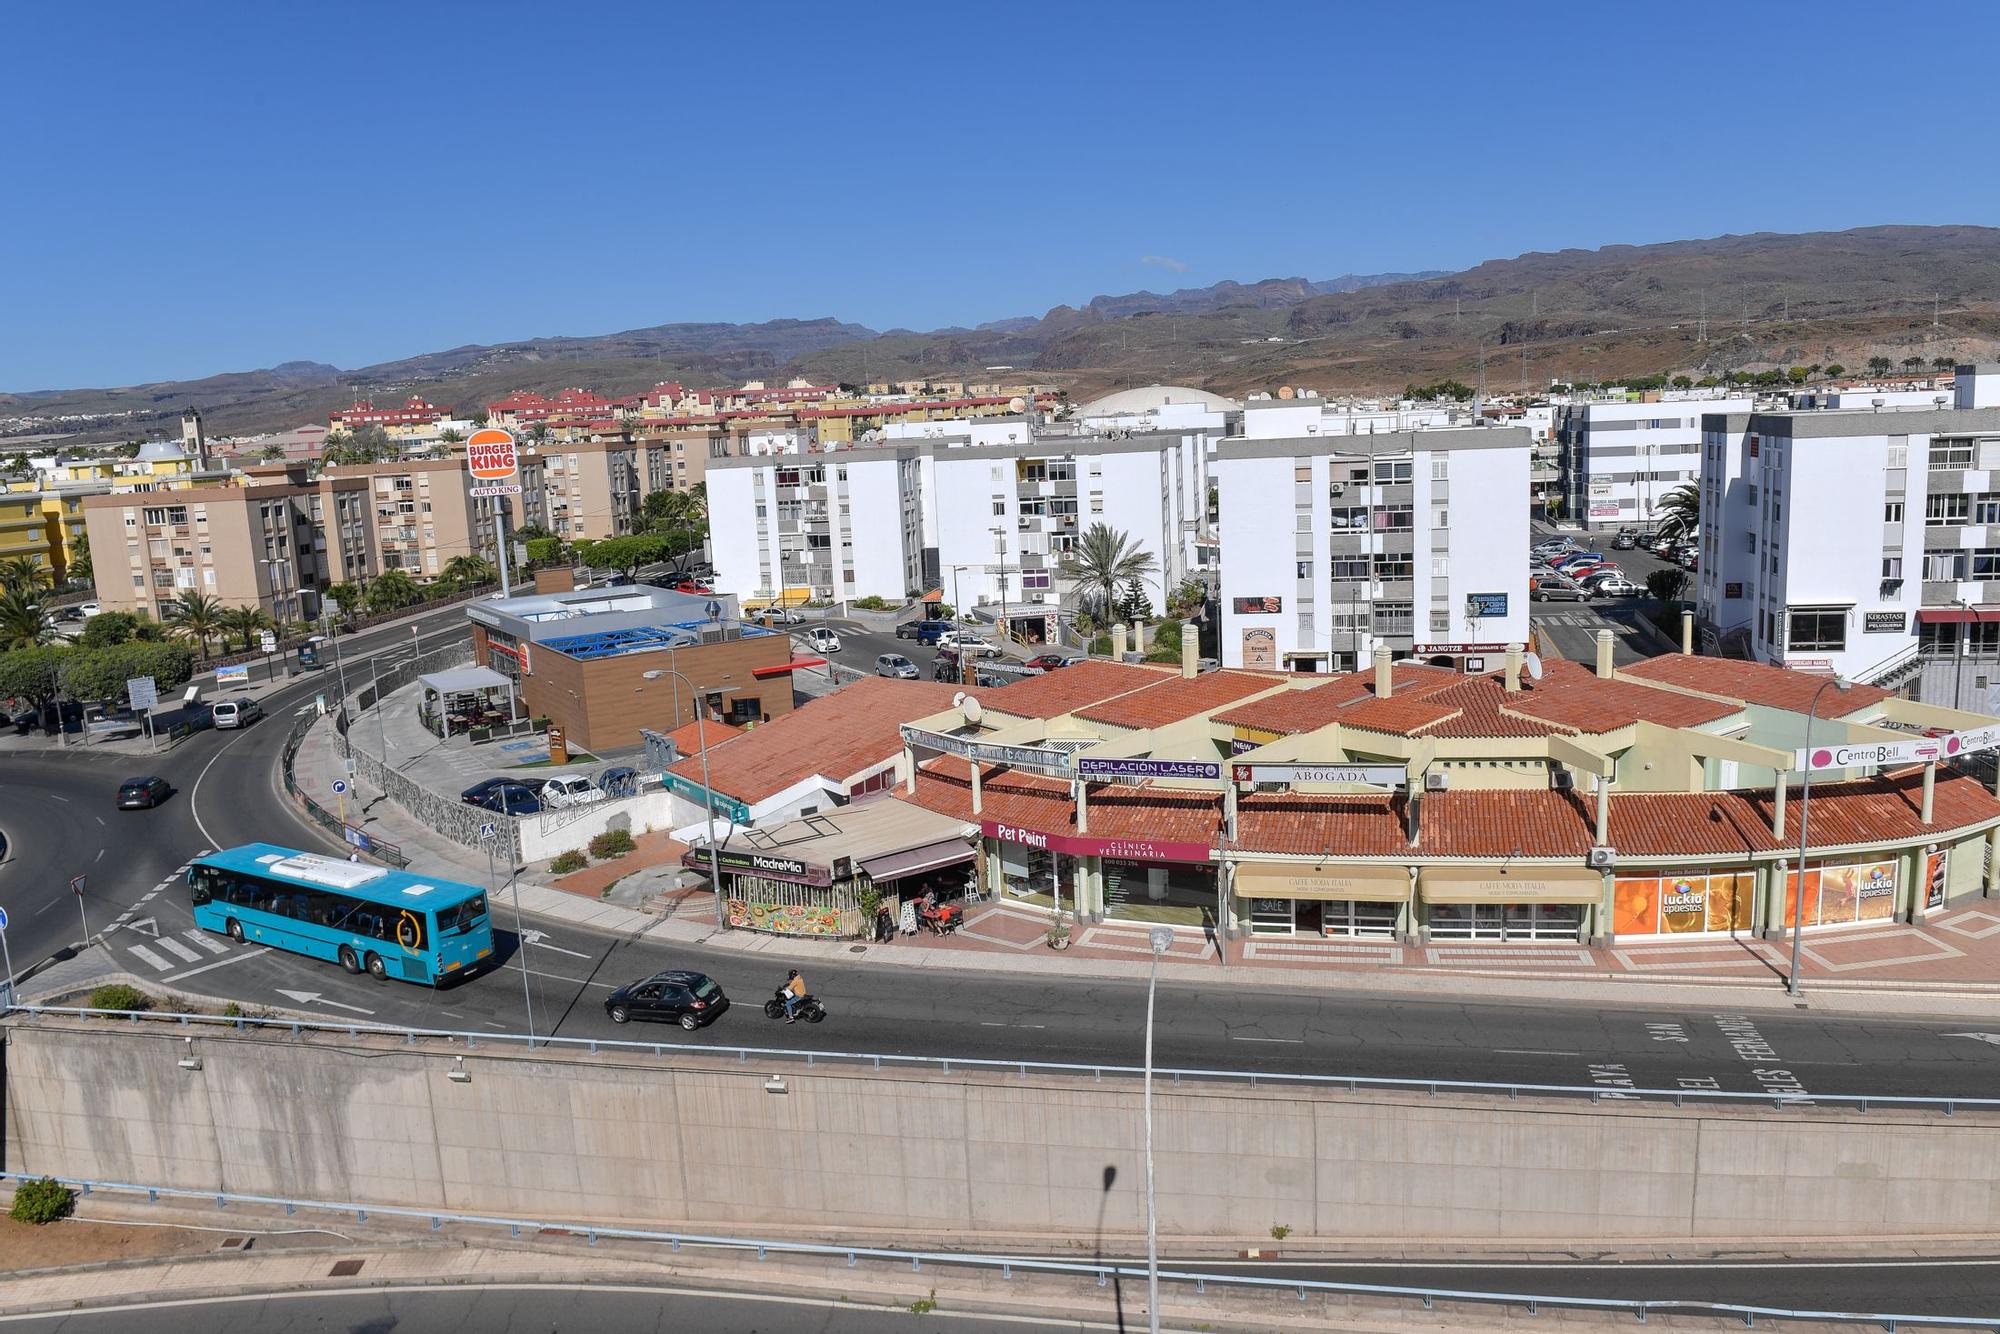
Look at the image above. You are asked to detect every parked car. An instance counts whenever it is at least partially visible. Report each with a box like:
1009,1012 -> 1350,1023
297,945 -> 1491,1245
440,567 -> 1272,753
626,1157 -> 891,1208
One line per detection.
1594,576 -> 1643,597
211,697 -> 263,730
938,630 -> 1001,658
1023,653 -> 1069,671
540,773 -> 607,808
77,602 -> 101,618
461,776 -> 548,805
595,766 -> 639,798
1531,576 -> 1589,602
896,618 -> 949,644
876,653 -> 920,679
604,970 -> 729,1030
802,626 -> 842,654
757,606 -> 803,626
474,783 -> 543,816
1611,532 -> 1637,550
115,775 -> 172,810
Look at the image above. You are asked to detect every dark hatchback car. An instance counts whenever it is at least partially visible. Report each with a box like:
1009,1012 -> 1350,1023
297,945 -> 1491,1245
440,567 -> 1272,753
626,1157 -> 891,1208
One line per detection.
475,783 -> 544,816
604,970 -> 728,1030
460,776 -> 548,806
116,776 -> 172,810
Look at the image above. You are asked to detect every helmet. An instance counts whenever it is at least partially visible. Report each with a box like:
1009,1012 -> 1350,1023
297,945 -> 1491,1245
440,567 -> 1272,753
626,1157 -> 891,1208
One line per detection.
787,969 -> 800,980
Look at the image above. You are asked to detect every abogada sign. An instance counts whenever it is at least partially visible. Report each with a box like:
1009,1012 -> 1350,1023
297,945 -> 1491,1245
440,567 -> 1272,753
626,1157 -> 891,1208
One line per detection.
465,427 -> 522,497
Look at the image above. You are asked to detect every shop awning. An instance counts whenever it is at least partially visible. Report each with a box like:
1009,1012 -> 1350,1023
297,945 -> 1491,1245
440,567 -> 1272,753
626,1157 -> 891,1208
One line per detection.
860,838 -> 976,882
1916,607 -> 1997,624
1233,861 -> 1410,903
1419,864 -> 1604,905
418,666 -> 511,694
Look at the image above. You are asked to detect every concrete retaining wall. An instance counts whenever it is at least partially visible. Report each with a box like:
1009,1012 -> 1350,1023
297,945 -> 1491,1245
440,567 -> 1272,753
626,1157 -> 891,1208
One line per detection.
6,1020 -> 1998,1241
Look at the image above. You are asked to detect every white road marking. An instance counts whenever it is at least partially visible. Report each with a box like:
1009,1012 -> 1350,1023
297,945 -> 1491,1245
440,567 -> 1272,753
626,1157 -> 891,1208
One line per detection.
1943,1032 -> 2000,1046
31,895 -> 63,915
127,944 -> 170,972
93,816 -> 104,827
275,989 -> 376,1016
1495,1048 -> 1582,1056
519,929 -> 592,959
48,795 -> 67,803
1231,1036 -> 1304,1044
123,916 -> 160,937
161,947 -> 271,984
185,930 -> 229,955
154,936 -> 201,964
94,848 -> 104,862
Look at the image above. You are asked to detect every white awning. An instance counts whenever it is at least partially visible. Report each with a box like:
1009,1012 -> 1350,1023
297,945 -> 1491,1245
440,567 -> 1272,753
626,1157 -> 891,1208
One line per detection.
418,666 -> 511,694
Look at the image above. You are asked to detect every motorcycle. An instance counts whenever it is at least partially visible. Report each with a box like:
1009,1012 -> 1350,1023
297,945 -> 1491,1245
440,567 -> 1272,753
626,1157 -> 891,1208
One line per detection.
763,987 -> 827,1024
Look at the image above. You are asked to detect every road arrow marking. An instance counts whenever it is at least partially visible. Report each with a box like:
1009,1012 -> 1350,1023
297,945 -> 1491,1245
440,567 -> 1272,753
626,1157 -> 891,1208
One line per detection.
520,929 -> 592,959
1942,1032 -> 2000,1046
275,989 -> 376,1016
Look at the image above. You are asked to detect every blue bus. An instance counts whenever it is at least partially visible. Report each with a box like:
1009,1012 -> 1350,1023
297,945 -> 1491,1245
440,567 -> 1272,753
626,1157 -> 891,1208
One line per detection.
188,843 -> 494,985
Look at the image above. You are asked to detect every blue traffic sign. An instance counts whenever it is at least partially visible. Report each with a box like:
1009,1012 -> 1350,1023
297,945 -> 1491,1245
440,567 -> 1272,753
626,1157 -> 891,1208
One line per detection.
331,779 -> 349,795
0,904 -> 9,930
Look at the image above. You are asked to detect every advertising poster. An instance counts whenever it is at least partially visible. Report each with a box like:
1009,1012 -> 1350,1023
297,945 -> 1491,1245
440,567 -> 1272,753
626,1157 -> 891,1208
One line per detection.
1240,627 -> 1276,670
1782,858 -> 1897,927
1614,871 -> 1753,936
1926,848 -> 1950,910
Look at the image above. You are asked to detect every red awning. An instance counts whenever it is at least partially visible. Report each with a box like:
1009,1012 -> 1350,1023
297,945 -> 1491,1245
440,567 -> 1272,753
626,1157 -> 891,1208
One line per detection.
1915,608 -> 1996,624
752,657 -> 828,678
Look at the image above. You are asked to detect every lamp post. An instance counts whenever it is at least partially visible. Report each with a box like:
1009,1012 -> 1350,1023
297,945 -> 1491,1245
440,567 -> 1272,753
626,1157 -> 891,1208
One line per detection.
644,667 -> 736,930
1789,675 -> 1852,998
482,826 -> 534,1047
1142,923 -> 1173,1334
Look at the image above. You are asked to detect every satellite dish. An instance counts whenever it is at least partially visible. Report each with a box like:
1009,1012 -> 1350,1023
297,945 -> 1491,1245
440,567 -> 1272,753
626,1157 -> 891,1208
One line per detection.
952,692 -> 966,709
961,695 -> 984,725
1523,652 -> 1544,681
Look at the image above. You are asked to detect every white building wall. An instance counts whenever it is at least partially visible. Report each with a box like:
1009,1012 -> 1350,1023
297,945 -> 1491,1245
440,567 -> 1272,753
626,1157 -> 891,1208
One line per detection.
1095,450 -> 1177,610
707,464 -> 765,600
840,455 -> 919,601
1217,454 -> 1301,667
1574,396 -> 1753,531
1427,445 -> 1530,652
930,453 -> 1013,609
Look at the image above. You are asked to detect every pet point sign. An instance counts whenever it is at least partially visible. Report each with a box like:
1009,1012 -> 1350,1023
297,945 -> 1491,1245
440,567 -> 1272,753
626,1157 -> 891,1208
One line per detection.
465,428 -> 522,497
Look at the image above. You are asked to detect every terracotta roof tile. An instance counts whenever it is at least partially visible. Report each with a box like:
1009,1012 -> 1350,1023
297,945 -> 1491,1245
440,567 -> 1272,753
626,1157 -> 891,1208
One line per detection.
1234,792 -> 1409,856
1215,665 -> 1463,734
908,756 -> 1221,846
1620,653 -> 1892,715
1335,693 -> 1462,736
667,677 -> 962,804
1075,669 -> 1283,731
1418,790 -> 1595,857
979,660 -> 1174,720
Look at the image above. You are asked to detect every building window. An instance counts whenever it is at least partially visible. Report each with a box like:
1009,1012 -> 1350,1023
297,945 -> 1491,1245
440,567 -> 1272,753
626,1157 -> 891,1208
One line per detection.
1973,549 -> 2000,579
1974,496 -> 2000,525
1787,608 -> 1847,653
1371,459 -> 1413,483
1926,494 -> 1969,526
1931,442 -> 1976,470
1884,501 -> 1904,523
1882,556 -> 1903,579
1926,551 -> 1968,582
141,505 -> 188,527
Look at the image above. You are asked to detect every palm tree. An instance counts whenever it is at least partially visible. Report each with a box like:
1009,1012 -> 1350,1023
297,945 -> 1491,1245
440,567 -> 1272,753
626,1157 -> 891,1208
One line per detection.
1058,523 -> 1159,624
1653,483 -> 1700,542
0,555 -> 49,593
219,604 -> 271,653
163,590 -> 226,658
0,584 -> 51,649
1933,356 -> 1957,372
439,555 -> 495,588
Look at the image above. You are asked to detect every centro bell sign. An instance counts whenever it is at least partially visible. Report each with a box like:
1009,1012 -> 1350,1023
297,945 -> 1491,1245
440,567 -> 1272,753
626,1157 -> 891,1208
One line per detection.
465,427 -> 522,497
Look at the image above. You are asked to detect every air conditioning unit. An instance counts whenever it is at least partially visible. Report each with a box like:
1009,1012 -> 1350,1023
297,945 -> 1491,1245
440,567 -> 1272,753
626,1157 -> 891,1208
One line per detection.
1329,483 -> 1345,495
1550,770 -> 1575,792
1586,846 -> 1617,871
1424,771 -> 1449,792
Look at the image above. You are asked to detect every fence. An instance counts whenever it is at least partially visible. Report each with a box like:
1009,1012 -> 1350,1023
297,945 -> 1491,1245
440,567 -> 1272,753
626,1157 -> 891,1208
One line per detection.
0,1171 -> 1991,1328
10,1005 -> 1998,1116
280,714 -> 408,868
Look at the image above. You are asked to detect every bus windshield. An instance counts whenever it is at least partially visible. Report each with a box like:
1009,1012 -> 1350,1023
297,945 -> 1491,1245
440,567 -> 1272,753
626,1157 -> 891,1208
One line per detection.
439,895 -> 488,934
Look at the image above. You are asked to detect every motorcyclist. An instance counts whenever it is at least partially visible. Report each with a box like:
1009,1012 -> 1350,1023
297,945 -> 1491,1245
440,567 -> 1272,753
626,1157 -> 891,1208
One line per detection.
781,968 -> 807,1022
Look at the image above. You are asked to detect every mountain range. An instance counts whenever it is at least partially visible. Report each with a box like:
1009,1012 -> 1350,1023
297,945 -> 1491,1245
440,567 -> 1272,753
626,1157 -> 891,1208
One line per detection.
9,227 -> 2000,446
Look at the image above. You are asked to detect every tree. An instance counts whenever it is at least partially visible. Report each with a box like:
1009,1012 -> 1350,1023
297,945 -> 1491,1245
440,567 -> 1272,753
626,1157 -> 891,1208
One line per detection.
1116,577 -> 1155,622
163,590 -> 226,657
1645,567 -> 1691,609
1058,523 -> 1158,623
0,584 -> 51,649
0,555 -> 49,593
1806,363 -> 1822,379
1144,618 -> 1184,664
218,605 -> 271,653
1653,483 -> 1700,542
65,531 -> 91,583
1934,355 -> 1957,372
523,537 -> 565,567
78,610 -> 141,648
1671,375 -> 1693,390
1787,366 -> 1810,385
1695,376 -> 1720,388
438,427 -> 464,447
1902,356 -> 1926,371
1867,356 -> 1893,375
326,582 -> 362,624
364,569 -> 420,614
0,644 -> 70,719
580,533 -> 667,578
439,555 -> 495,588
1824,363 -> 1845,379
60,641 -> 195,704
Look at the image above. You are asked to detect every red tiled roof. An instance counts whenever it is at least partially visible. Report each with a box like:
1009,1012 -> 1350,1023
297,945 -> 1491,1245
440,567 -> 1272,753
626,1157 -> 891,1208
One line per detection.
978,660 -> 1173,720
1418,790 -> 1595,857
1620,654 -> 1892,715
1211,665 -> 1459,734
667,677 -> 962,804
662,718 -> 740,759
908,757 -> 1221,846
1076,669 -> 1282,731
1335,692 -> 1463,736
1503,667 -> 1742,734
1234,792 -> 1409,856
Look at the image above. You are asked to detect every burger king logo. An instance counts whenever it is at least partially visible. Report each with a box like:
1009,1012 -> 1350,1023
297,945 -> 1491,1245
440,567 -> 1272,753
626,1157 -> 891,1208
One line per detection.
465,427 -> 519,481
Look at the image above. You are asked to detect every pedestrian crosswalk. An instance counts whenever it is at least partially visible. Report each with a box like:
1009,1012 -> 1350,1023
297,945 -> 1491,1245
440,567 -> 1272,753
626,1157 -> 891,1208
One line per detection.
117,927 -> 231,974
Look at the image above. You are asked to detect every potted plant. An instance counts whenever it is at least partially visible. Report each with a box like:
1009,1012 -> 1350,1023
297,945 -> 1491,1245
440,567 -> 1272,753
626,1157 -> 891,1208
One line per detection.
1045,908 -> 1072,952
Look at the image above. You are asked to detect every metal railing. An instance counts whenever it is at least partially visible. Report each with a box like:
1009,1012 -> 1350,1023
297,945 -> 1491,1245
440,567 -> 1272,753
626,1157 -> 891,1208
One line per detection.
7,1006 -> 1998,1115
280,714 -> 408,867
0,1172 -> 1990,1329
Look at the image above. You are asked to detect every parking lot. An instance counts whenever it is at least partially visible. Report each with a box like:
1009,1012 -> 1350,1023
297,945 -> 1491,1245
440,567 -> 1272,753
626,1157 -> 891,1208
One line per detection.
1528,523 -> 1685,667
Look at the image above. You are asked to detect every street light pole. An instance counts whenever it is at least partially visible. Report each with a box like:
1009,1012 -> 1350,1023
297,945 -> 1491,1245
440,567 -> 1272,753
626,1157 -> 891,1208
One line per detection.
648,665 -> 736,931
1789,675 -> 1852,998
1143,923 -> 1172,1334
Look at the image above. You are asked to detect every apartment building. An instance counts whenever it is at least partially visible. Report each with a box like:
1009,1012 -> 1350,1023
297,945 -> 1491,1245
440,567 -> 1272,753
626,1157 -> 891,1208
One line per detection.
320,456 -> 548,579
0,490 -> 86,583
1695,365 -> 2000,695
1554,392 -> 1752,530
708,446 -> 927,611
1216,425 -> 1531,672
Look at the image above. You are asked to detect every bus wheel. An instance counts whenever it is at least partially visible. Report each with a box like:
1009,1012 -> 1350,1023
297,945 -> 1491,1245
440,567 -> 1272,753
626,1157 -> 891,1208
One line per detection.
364,952 -> 388,979
227,919 -> 245,943
338,946 -> 360,974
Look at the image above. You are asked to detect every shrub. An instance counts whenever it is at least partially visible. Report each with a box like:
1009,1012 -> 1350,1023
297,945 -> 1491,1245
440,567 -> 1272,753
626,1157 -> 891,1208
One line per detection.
221,1001 -> 243,1019
8,1177 -> 73,1225
588,828 -> 636,860
1089,634 -> 1112,657
87,984 -> 151,1013
851,595 -> 889,610
1269,1223 -> 1291,1241
549,849 -> 588,875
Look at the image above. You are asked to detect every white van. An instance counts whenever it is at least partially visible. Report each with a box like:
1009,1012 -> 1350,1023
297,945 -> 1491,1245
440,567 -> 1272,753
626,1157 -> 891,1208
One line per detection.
211,698 -> 263,730
540,774 -> 606,808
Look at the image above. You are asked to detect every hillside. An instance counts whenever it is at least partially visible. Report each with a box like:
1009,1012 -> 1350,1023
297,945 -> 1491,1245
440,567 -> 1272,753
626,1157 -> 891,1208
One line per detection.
11,227 -> 2000,446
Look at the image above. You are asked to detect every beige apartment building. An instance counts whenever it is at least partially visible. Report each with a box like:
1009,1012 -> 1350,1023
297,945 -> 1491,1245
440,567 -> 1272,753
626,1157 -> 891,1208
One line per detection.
82,456 -> 548,624
539,428 -> 717,541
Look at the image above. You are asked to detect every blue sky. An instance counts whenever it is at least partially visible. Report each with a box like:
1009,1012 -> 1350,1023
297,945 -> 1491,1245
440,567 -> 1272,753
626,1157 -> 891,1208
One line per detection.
5,0 -> 1996,390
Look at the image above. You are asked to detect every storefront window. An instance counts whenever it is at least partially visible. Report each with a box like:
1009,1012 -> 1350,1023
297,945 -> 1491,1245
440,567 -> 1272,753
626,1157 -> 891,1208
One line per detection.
1249,898 -> 1294,935
1430,902 -> 1581,941
1105,860 -> 1216,923
1782,858 -> 1898,928
1321,900 -> 1399,938
1613,871 -> 1754,936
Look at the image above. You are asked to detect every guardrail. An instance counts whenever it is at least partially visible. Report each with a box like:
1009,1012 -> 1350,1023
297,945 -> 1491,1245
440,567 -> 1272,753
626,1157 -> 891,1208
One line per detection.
0,1171 -> 1990,1329
7,1006 -> 1997,1115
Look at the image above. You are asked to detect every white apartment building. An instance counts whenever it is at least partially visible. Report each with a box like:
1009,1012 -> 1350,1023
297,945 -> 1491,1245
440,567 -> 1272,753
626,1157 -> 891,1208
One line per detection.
1216,425 -> 1531,672
1554,392 -> 1753,531
1240,394 -> 1464,441
1696,365 -> 2000,696
707,446 -> 927,609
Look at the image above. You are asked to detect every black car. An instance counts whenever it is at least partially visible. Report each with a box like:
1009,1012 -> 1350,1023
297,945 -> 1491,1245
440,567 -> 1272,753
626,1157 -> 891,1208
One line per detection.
605,970 -> 728,1030
116,776 -> 172,810
476,783 -> 544,816
461,776 -> 549,805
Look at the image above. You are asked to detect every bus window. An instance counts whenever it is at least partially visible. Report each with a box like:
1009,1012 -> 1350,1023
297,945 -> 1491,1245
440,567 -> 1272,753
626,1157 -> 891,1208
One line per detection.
439,895 -> 487,934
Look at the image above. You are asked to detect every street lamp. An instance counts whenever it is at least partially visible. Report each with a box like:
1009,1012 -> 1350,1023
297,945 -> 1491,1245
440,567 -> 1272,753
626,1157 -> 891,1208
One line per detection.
1954,599 -> 1988,713
643,667 -> 736,930
1142,923 -> 1173,1334
1789,675 -> 1852,998
481,826 -> 535,1048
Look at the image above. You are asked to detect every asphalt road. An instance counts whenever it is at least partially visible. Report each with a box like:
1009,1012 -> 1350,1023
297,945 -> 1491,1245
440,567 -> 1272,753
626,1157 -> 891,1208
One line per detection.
1529,523 -> 1686,666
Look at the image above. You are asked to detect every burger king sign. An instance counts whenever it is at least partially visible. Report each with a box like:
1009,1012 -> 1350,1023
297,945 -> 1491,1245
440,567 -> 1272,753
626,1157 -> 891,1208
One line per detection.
464,427 -> 522,497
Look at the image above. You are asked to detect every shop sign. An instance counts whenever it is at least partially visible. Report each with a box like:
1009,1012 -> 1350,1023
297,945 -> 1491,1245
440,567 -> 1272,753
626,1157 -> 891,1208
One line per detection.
1942,723 -> 2000,759
1235,862 -> 1410,902
1232,596 -> 1282,614
899,726 -> 1072,775
1240,627 -> 1276,670
1794,737 -> 1944,772
1231,762 -> 1405,788
711,849 -> 830,885
1724,582 -> 1744,600
465,427 -> 523,497
662,771 -> 751,823
1077,757 -> 1222,782
1614,871 -> 1753,936
981,820 -> 1212,864
1926,847 -> 1950,909
1464,592 -> 1509,619
1411,642 -> 1507,655
1863,611 -> 1906,634
1588,502 -> 1620,518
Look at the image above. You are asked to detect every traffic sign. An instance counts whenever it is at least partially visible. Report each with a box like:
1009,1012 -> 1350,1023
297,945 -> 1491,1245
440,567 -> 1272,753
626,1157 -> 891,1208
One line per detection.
260,630 -> 278,653
706,600 -> 723,622
479,822 -> 497,840
126,676 -> 159,711
0,905 -> 10,930
70,875 -> 85,899
331,779 -> 349,795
